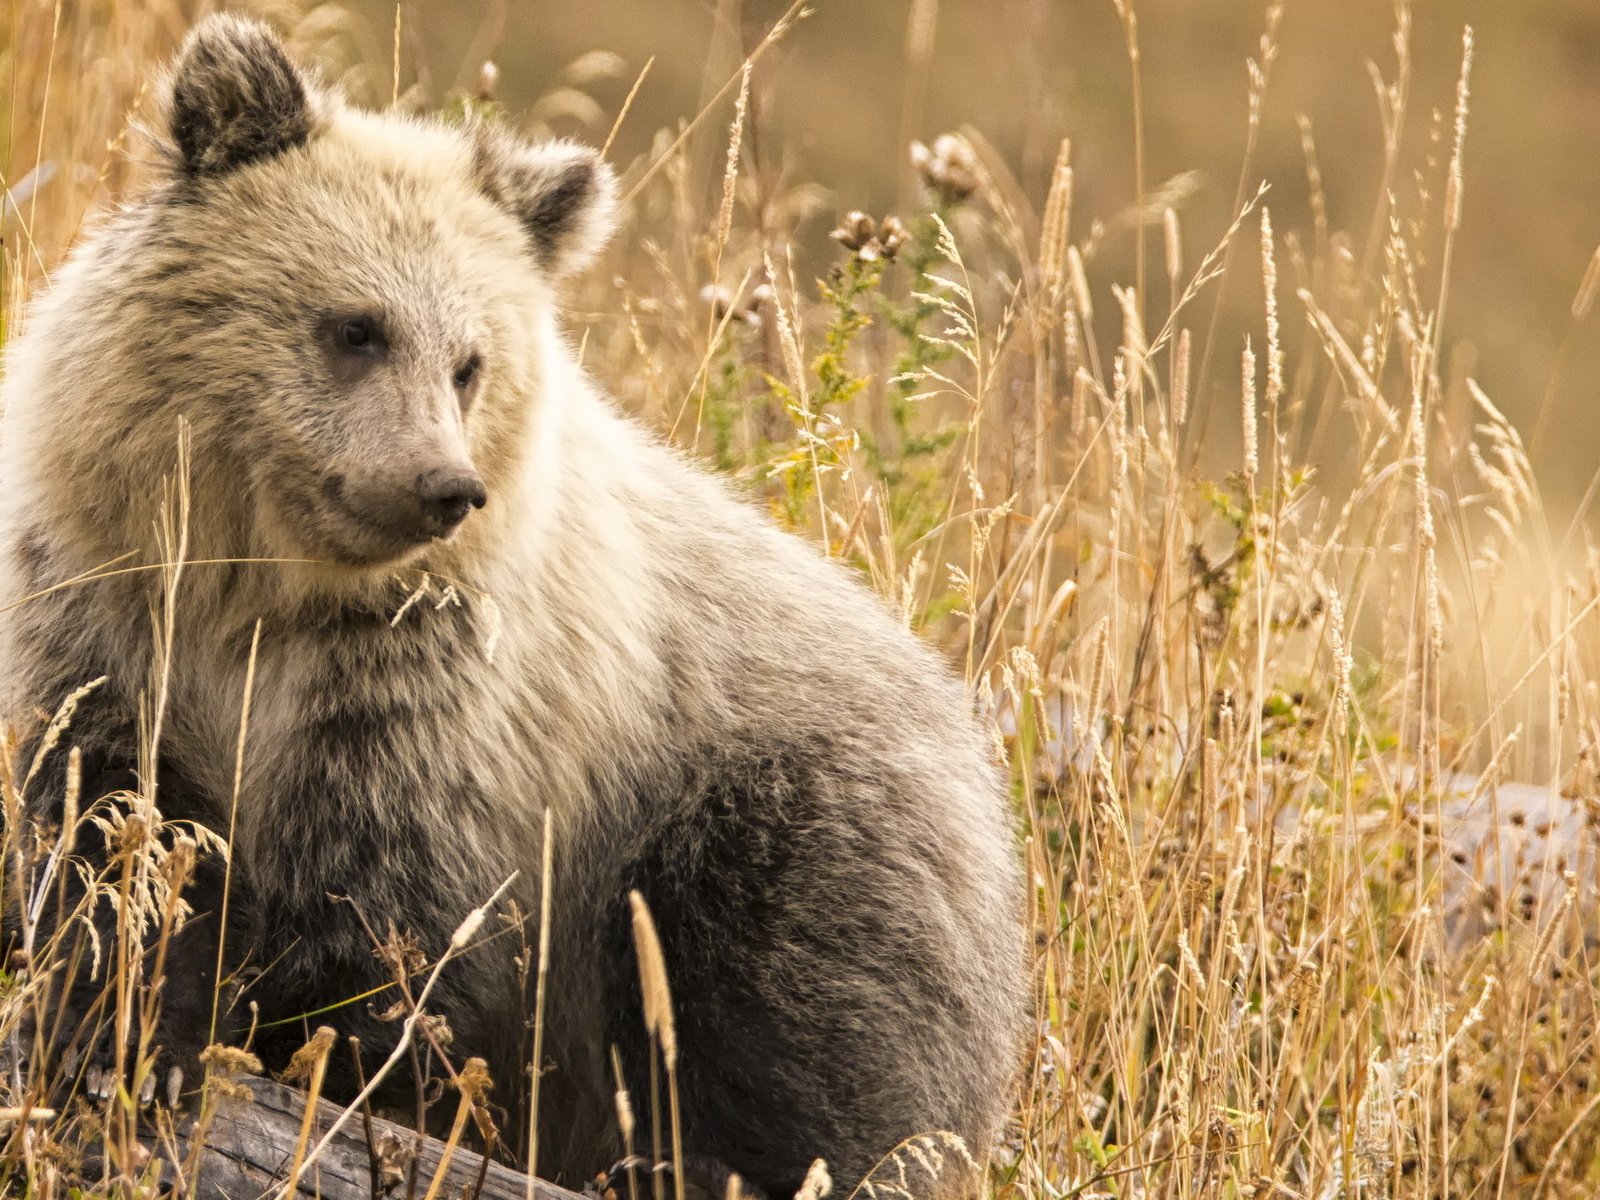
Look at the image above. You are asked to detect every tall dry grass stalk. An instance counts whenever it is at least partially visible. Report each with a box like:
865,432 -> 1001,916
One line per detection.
526,807 -> 555,1196
628,890 -> 684,1200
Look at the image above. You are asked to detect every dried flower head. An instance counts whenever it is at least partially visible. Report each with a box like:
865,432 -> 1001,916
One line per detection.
455,1056 -> 494,1104
378,924 -> 427,976
281,1026 -> 338,1084
375,1131 -> 414,1192
829,211 -> 908,263
198,1044 -> 264,1079
476,61 -> 500,102
910,133 -> 981,204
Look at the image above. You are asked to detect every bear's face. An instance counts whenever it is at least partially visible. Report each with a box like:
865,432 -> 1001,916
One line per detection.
144,16 -> 616,570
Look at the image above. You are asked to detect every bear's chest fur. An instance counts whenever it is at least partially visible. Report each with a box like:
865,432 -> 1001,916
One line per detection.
162,595 -> 537,925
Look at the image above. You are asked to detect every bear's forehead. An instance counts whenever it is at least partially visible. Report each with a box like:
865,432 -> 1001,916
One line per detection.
169,112 -> 529,283
299,121 -> 489,225
322,108 -> 479,190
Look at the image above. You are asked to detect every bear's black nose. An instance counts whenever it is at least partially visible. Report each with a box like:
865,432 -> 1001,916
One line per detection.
416,469 -> 488,532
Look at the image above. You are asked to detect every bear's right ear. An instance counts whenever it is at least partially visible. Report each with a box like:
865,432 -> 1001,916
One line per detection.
164,15 -> 322,179
474,135 -> 619,279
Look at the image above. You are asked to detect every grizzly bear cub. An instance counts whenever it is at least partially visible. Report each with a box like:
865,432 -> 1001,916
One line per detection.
0,14 -> 1026,1197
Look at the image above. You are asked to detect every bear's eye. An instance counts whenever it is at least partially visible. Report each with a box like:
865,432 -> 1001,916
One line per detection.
321,313 -> 388,377
324,313 -> 386,358
453,355 -> 481,390
339,317 -> 376,351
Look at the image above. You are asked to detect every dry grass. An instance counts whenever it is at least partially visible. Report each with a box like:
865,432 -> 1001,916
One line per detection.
6,1 -> 1600,1198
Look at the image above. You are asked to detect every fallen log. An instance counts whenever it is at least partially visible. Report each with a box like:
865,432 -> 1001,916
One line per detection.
156,1075 -> 586,1200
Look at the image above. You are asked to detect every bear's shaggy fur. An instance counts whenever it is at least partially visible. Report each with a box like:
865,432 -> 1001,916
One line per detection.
0,15 -> 1026,1196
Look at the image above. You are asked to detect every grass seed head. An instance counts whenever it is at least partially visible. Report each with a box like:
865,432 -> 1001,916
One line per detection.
627,889 -> 677,1069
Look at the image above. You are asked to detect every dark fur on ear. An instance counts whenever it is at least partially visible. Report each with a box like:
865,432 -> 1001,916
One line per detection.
166,15 -> 321,178
474,132 -> 618,277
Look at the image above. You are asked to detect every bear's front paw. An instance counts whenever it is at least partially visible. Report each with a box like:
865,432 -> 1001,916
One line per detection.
0,1016 -> 180,1113
12,972 -> 228,1115
80,1054 -> 189,1110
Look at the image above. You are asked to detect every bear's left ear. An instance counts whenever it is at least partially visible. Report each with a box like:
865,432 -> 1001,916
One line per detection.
476,138 -> 618,278
164,15 -> 324,178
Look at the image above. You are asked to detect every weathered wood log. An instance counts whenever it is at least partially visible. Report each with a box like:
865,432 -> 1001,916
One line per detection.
155,1075 -> 587,1200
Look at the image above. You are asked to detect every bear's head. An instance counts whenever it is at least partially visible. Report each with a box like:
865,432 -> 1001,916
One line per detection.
6,14 -> 616,582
